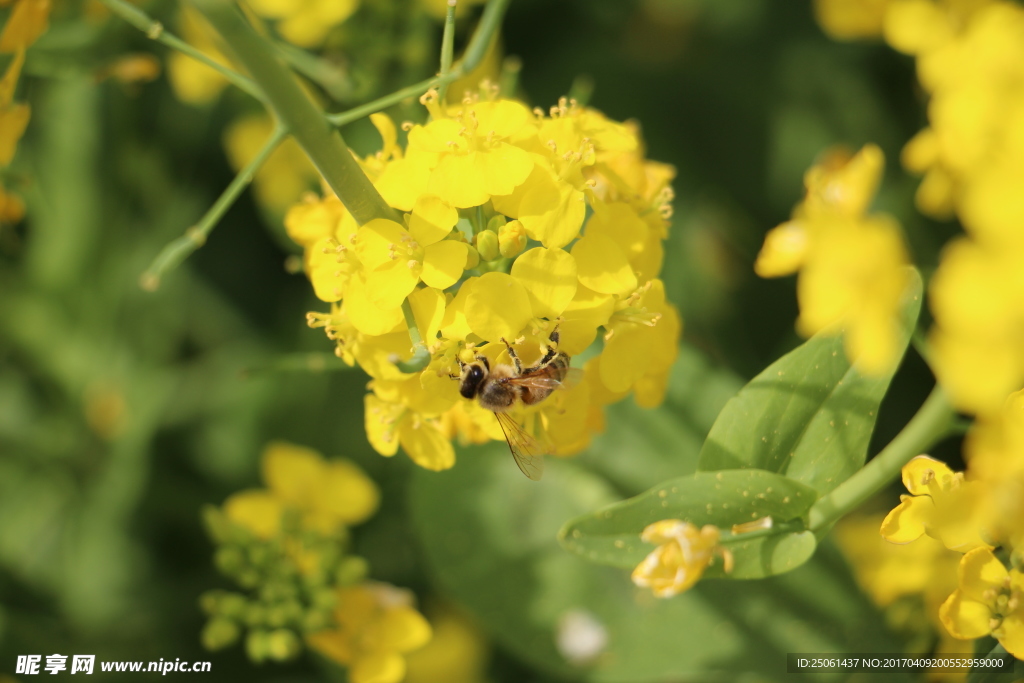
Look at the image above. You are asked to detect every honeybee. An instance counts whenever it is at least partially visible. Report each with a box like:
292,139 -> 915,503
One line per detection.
456,327 -> 581,480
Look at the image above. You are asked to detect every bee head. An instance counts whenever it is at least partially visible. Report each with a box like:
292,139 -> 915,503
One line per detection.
458,359 -> 488,399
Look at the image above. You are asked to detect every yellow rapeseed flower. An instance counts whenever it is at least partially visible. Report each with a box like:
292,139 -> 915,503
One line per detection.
939,547 -> 1024,658
167,7 -> 233,105
307,583 -> 432,683
292,92 -> 680,473
223,441 -> 379,538
631,520 -> 733,598
755,144 -> 912,375
247,0 -> 359,48
880,455 -> 991,552
404,607 -> 488,683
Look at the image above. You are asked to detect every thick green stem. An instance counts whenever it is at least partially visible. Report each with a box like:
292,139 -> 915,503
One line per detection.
98,0 -> 263,101
808,384 -> 955,531
140,125 -> 287,291
324,0 -> 512,127
192,0 -> 398,226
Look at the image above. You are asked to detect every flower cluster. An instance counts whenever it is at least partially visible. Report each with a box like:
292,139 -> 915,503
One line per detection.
201,442 -> 432,680
289,91 -> 679,471
630,520 -> 732,598
755,144 -> 912,374
879,396 -> 1024,658
0,0 -> 50,228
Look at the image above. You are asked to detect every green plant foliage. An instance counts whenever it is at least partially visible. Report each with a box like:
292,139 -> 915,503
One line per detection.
558,468 -> 818,579
697,269 -> 923,494
411,446 -> 901,682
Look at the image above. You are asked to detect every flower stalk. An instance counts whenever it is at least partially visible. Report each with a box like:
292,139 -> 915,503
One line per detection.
808,384 -> 955,531
141,124 -> 287,291
192,0 -> 399,226
436,0 -> 457,102
98,0 -> 263,101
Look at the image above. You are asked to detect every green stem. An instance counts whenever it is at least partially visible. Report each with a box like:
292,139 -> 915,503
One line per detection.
324,0 -> 512,127
397,298 -> 432,373
807,384 -> 955,531
192,0 -> 398,226
98,0 -> 263,101
274,41 -> 352,102
140,125 -> 287,291
498,55 -> 521,97
436,0 -> 457,102
966,643 -> 1010,683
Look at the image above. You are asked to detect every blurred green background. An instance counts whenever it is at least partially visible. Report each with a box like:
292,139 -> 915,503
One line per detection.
0,0 -> 966,680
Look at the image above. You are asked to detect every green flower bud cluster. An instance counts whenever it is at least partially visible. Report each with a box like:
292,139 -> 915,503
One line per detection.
199,505 -> 369,663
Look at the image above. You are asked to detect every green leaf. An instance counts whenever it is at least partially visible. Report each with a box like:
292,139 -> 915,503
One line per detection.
697,268 -> 923,494
410,448 -> 903,682
582,343 -> 743,494
559,468 -> 818,579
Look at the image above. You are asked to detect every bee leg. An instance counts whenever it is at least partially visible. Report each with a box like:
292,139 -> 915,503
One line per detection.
474,354 -> 490,370
499,337 -> 523,374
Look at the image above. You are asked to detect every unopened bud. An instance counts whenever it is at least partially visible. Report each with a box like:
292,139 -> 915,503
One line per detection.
245,630 -> 269,663
335,556 -> 370,585
266,629 -> 301,661
201,617 -> 240,651
499,219 -> 527,258
475,230 -> 499,262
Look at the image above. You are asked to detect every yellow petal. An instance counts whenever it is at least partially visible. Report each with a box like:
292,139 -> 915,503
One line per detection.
223,490 -> 282,539
356,219 -> 410,271
939,590 -> 993,640
901,455 -> 956,496
0,47 -> 24,106
364,606 -> 433,653
285,198 -> 342,247
473,99 -> 531,139
464,272 -> 532,342
399,418 -> 455,471
376,155 -> 432,212
999,613 -> 1024,660
572,234 -> 637,296
0,0 -> 50,52
882,0 -> 952,55
519,174 -> 586,249
880,494 -> 931,544
0,102 -> 29,166
585,201 -> 649,261
439,279 -> 475,341
754,221 -> 808,278
510,247 -> 578,318
958,547 -> 1008,602
307,236 -> 351,303
366,259 -> 420,309
421,241 -> 467,290
429,153 -> 488,209
559,285 -> 614,356
478,142 -> 534,197
344,273 -> 405,336
311,459 -> 380,526
409,195 -> 457,246
261,441 -> 325,505
408,287 -> 446,341
370,112 -> 398,159
364,395 -> 401,457
351,653 -> 406,683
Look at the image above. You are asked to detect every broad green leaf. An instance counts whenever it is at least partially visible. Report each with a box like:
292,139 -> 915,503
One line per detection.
697,269 -> 923,494
582,343 -> 742,494
410,448 -> 904,682
559,469 -> 818,579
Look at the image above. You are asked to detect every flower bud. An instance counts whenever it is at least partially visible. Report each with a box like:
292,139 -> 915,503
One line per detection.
201,617 -> 240,651
499,219 -> 527,258
464,245 -> 481,269
334,555 -> 369,585
475,229 -> 499,262
266,629 -> 302,661
214,546 -> 246,577
245,630 -> 270,663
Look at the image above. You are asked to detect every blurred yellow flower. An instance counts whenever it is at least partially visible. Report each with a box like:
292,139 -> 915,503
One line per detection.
167,6 -> 233,105
223,113 -> 320,214
813,0 -> 891,40
881,455 -> 991,552
307,583 -> 432,683
0,49 -> 29,167
0,0 -> 50,53
404,607 -> 488,683
223,441 -> 379,537
632,520 -> 732,598
247,0 -> 359,48
756,144 -> 912,375
939,547 -> 1024,658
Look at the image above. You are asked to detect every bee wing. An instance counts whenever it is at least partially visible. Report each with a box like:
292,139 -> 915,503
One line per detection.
494,411 -> 546,481
506,367 -> 585,392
